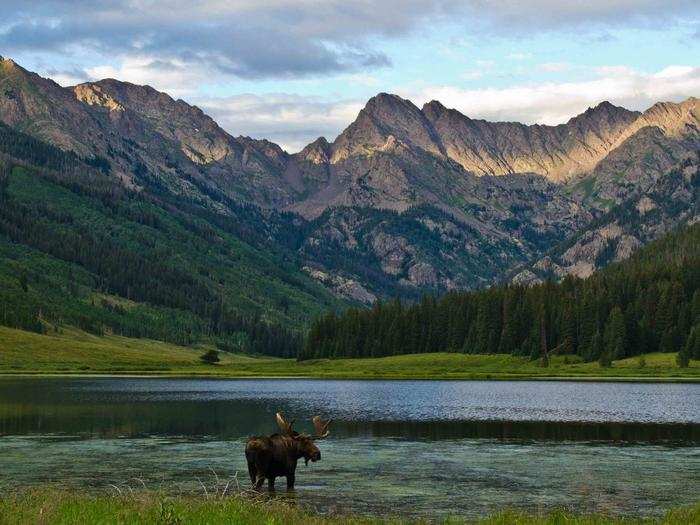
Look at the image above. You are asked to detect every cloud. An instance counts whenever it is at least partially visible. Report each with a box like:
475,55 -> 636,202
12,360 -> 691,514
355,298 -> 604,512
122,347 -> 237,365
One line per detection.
507,52 -> 532,61
537,62 -> 571,73
43,67 -> 90,87
459,0 -> 698,34
196,93 -> 364,152
0,1 -> 696,81
197,65 -> 699,152
405,65 -> 700,125
84,57 -> 216,97
460,60 -> 496,81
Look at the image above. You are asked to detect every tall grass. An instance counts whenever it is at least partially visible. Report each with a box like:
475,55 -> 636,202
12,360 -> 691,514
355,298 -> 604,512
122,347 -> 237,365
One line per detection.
0,488 -> 697,525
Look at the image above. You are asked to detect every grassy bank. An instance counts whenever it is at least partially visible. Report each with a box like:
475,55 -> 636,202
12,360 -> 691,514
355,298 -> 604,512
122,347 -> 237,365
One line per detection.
0,489 -> 698,525
0,326 -> 698,381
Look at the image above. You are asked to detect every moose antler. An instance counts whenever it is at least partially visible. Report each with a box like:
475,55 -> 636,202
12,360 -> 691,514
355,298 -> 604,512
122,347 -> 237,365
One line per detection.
311,416 -> 331,439
276,412 -> 295,436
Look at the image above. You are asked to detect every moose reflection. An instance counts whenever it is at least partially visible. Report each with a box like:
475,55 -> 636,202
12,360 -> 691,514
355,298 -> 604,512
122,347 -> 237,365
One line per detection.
245,412 -> 331,490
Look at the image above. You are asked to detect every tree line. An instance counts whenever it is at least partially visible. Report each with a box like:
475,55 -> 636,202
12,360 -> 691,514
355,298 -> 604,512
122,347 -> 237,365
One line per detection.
0,128 -> 303,358
302,224 -> 700,365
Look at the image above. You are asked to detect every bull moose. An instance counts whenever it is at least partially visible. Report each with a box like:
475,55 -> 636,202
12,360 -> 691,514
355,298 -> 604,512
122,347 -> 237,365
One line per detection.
245,412 -> 331,490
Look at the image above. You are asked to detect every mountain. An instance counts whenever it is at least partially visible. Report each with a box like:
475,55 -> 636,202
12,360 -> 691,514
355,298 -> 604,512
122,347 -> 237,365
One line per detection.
302,222 -> 700,362
514,153 -> 700,283
0,56 -> 697,309
422,99 -> 640,181
283,93 -> 696,296
0,112 -> 341,356
568,97 -> 700,208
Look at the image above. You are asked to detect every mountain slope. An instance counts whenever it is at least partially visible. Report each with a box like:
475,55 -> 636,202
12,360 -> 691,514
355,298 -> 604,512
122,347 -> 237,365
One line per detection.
0,56 -> 697,304
422,99 -> 640,181
303,222 -> 700,362
515,153 -> 700,283
0,124 -> 341,355
568,97 -> 700,209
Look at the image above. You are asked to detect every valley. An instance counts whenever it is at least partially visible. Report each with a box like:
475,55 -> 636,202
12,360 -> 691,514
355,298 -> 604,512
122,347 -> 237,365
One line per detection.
1,326 -> 697,381
0,56 -> 698,372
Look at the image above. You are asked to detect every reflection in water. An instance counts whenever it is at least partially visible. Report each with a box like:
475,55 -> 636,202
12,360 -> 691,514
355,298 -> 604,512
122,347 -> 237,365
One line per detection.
0,377 -> 698,520
0,377 -> 697,441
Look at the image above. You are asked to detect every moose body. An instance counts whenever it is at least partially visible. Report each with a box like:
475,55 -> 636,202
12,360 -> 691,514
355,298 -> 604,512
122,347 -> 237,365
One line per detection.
245,413 -> 330,490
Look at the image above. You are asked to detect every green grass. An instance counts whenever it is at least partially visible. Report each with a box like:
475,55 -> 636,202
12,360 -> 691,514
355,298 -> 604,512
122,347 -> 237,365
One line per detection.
0,489 -> 697,524
1,326 -> 698,380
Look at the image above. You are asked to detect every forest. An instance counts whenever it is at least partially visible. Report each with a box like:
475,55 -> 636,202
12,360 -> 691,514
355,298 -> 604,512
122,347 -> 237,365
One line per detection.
0,124 -> 330,358
302,223 -> 700,366
2,119 -> 699,365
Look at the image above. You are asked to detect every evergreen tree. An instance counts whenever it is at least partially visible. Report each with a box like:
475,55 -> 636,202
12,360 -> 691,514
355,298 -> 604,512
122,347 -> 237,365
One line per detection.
301,224 -> 700,363
604,307 -> 627,360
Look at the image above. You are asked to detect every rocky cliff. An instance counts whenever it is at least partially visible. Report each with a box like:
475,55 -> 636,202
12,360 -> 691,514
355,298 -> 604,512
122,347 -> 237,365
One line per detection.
0,56 -> 697,302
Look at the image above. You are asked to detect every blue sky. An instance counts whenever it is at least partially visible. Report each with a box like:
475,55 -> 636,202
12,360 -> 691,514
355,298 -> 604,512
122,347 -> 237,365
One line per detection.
1,1 -> 698,151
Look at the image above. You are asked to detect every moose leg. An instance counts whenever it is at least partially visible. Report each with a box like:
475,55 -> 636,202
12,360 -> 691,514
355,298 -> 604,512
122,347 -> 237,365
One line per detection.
247,461 -> 256,485
268,477 -> 275,491
286,473 -> 295,490
253,473 -> 265,491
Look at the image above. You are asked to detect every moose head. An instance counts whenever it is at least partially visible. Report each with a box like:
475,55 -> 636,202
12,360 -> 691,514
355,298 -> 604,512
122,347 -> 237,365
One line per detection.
245,412 -> 331,490
275,412 -> 330,465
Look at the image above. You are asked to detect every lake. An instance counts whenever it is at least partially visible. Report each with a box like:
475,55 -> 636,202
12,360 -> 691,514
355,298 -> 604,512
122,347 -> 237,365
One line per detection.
0,378 -> 698,520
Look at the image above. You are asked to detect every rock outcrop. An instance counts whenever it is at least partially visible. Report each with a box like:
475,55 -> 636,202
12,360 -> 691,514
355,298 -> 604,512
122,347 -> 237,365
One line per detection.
0,56 -> 697,302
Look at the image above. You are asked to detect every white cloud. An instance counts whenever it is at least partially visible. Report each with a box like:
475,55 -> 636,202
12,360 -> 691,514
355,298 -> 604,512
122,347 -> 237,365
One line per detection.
196,64 -> 699,151
197,93 -> 364,152
460,59 -> 495,80
195,65 -> 698,152
507,52 -> 532,60
460,70 -> 484,81
537,62 -> 571,73
85,56 -> 216,97
2,1 -> 697,82
404,65 -> 700,125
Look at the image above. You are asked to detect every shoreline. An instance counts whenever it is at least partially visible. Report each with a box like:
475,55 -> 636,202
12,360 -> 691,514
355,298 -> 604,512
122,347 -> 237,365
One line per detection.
1,371 -> 699,383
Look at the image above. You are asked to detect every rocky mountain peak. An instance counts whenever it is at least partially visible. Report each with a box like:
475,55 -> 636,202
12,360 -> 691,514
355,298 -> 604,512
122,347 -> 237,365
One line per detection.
331,92 -> 445,162
73,83 -> 125,112
363,92 -> 413,112
421,100 -> 454,121
297,136 -> 331,164
638,97 -> 699,134
566,100 -> 639,129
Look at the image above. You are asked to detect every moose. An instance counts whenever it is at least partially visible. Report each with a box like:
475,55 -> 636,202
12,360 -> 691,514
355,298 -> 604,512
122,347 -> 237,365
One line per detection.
245,412 -> 331,490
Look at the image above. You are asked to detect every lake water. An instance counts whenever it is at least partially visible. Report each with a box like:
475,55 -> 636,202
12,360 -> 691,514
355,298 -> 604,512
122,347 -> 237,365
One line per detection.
0,378 -> 698,520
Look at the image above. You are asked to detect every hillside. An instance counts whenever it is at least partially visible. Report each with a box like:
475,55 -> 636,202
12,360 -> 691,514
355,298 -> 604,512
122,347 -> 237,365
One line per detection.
0,124 -> 341,355
0,57 -> 697,307
303,223 -> 700,365
516,153 -> 699,282
1,325 -> 697,380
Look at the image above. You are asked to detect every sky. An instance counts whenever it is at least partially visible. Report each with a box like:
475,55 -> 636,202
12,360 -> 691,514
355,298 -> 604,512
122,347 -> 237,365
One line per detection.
1,1 -> 699,152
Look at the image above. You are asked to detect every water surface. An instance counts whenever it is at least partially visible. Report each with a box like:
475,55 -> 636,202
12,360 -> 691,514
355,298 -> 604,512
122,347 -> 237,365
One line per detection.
0,378 -> 698,520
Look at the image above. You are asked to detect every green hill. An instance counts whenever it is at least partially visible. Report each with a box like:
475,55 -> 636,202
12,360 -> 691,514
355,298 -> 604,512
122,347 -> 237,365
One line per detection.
303,222 -> 700,366
0,124 -> 342,356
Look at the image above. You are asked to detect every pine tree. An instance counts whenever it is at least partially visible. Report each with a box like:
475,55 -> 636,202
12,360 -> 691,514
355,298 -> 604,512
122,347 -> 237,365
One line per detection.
590,330 -> 604,362
604,306 -> 627,360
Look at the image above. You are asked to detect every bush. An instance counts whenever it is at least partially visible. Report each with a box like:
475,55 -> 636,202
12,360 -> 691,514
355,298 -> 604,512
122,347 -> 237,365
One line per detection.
200,349 -> 220,365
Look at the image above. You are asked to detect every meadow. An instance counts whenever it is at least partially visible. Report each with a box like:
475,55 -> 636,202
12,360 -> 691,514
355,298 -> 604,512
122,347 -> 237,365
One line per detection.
1,326 -> 698,381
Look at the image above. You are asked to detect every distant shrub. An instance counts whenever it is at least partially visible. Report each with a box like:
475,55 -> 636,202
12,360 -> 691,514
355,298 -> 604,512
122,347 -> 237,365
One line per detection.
200,349 -> 220,365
